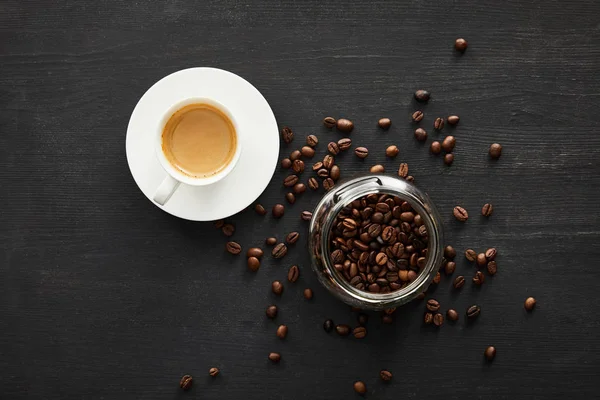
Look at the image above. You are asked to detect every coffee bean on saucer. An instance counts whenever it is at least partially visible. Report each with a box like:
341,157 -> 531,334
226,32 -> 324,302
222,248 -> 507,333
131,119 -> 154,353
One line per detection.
398,163 -> 408,178
255,203 -> 267,215
476,253 -> 487,267
281,158 -> 292,169
444,245 -> 456,259
337,138 -> 352,151
330,165 -> 341,180
424,312 -> 433,324
473,270 -> 485,285
444,153 -> 454,166
487,261 -> 497,275
292,159 -> 305,173
247,257 -> 260,272
524,297 -> 536,311
447,115 -> 460,125
465,249 -> 477,262
455,38 -> 468,52
306,135 -> 318,147
287,265 -> 299,282
353,326 -> 367,339
353,381 -> 367,395
412,110 -> 424,122
489,143 -> 502,159
378,118 -> 392,129
283,175 -> 298,187
453,275 -> 465,289
453,206 -> 468,222
272,243 -> 288,258
380,370 -> 392,381
433,313 -> 444,327
327,142 -> 340,155
323,116 -> 337,129
355,147 -> 369,158
301,146 -> 315,158
434,117 -> 445,130
323,319 -> 334,332
386,145 -> 399,157
308,177 -> 319,190
484,346 -> 496,361
414,90 -> 430,102
268,352 -> 281,363
336,118 -> 354,132
446,309 -> 459,321
285,193 -> 295,204
430,141 -> 442,154
266,305 -> 278,318
266,237 -> 277,246
301,211 -> 313,221
303,288 -> 313,300
276,324 -> 288,339
370,165 -> 384,173
225,241 -> 242,255
335,324 -> 350,336
180,375 -> 193,390
272,280 -> 284,295
323,178 -> 334,191
222,223 -> 235,236
323,155 -> 334,169
482,203 -> 494,217
247,247 -> 263,258
466,305 -> 481,319
281,126 -> 294,144
209,367 -> 219,377
293,183 -> 306,194
414,128 -> 427,141
286,231 -> 300,244
273,204 -> 285,218
290,150 -> 301,161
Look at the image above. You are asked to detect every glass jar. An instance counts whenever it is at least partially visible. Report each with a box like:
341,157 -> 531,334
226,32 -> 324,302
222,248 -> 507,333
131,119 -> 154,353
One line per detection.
308,175 -> 444,310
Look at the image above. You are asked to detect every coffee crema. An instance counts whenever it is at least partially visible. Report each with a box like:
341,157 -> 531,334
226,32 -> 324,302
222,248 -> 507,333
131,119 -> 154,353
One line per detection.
161,103 -> 237,178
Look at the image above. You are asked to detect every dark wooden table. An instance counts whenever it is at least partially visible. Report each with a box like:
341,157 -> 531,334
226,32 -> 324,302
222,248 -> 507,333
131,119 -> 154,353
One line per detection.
1,1 -> 599,398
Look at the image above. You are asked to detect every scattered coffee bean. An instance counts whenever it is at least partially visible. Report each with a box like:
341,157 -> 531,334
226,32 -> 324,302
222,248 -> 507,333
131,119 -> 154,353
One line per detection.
293,183 -> 306,194
353,326 -> 367,339
308,177 -> 319,190
414,89 -> 430,102
268,352 -> 281,363
292,159 -> 305,173
414,128 -> 427,141
385,145 -> 399,157
285,192 -> 296,204
380,370 -> 392,382
336,118 -> 354,133
272,204 -> 285,218
433,313 -> 444,327
426,299 -> 440,312
412,110 -> 424,122
473,270 -> 485,285
485,248 -> 497,261
301,211 -> 313,221
247,257 -> 260,271
180,375 -> 193,390
446,309 -> 459,321
272,280 -> 284,295
281,126 -> 294,144
453,275 -> 465,289
214,220 -> 224,229
266,305 -> 278,319
335,324 -> 350,336
482,203 -> 494,217
255,203 -> 267,215
442,136 -> 456,152
301,146 -> 315,158
465,249 -> 477,262
444,261 -> 456,275
323,116 -> 337,129
323,319 -> 334,332
453,206 -> 468,222
323,154 -> 334,169
272,243 -> 288,259
290,150 -> 301,161
222,223 -> 235,237
489,143 -> 502,159
357,313 -> 368,326
317,168 -> 329,178
455,38 -> 468,52
287,265 -> 299,283
303,288 -> 313,300
283,175 -> 298,187
484,346 -> 496,361
209,367 -> 219,377
353,381 -> 367,395
330,165 -> 341,181
247,247 -> 263,258
266,237 -> 277,246
424,312 -> 434,324
312,161 -> 323,171
226,241 -> 242,255
476,253 -> 487,267
416,292 -> 426,300
466,305 -> 481,319
370,164 -> 385,173
487,261 -> 497,275
444,245 -> 456,259
444,153 -> 454,166
430,141 -> 442,154
355,147 -> 369,158
398,163 -> 409,178
525,297 -> 536,311
281,158 -> 292,169
432,272 -> 441,284
434,117 -> 445,130
338,137 -> 352,151
378,118 -> 392,129
323,178 -> 335,191
384,308 -> 396,315
448,115 -> 460,125
276,325 -> 288,339
327,141 -> 340,155
306,135 -> 318,147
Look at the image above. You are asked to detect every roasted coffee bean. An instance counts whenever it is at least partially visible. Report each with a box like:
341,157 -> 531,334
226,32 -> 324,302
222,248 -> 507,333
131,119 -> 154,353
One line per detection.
306,134 -> 318,147
308,177 -> 319,190
525,297 -> 536,311
353,381 -> 367,395
453,206 -> 468,222
317,168 -> 329,178
442,136 -> 456,152
323,116 -> 337,129
430,141 -> 442,154
292,159 -> 305,173
466,305 -> 481,319
327,141 -> 340,155
303,288 -> 313,300
226,241 -> 242,255
473,270 -> 485,285
281,126 -> 294,143
465,249 -> 477,261
414,89 -> 430,102
287,265 -> 300,282
180,375 -> 193,390
444,245 -> 456,259
386,145 -> 399,157
370,164 -> 385,173
301,146 -> 315,158
412,110 -> 424,122
353,326 -> 367,339
434,117 -> 445,130
247,247 -> 264,258
487,261 -> 497,275
268,352 -> 281,363
222,223 -> 235,237
433,313 -> 444,327
382,314 -> 393,324
424,312 -> 433,324
283,175 -> 298,187
312,161 -> 324,171
335,324 -> 350,336
476,253 -> 487,267
272,243 -> 288,258
323,319 -> 334,332
276,325 -> 288,339
426,299 -> 440,312
290,150 -> 302,161
378,118 -> 392,129
454,275 -> 465,289
214,220 -> 225,229
444,153 -> 454,166
247,257 -> 260,272
482,203 -> 494,217
209,367 -> 219,377
338,137 -> 352,151
281,158 -> 292,169
447,115 -> 460,125
273,204 -> 285,218
484,346 -> 496,361
266,305 -> 278,319
444,261 -> 456,275
323,154 -> 334,169
266,237 -> 277,246
398,163 -> 409,178
301,211 -> 313,221
272,280 -> 284,295
485,248 -> 497,261
357,313 -> 369,326
286,232 -> 300,244
455,38 -> 468,52
446,309 -> 459,321
293,183 -> 306,194
255,203 -> 267,215
285,192 -> 296,204
431,271 -> 440,284
354,147 -> 369,158
380,370 -> 392,382
489,143 -> 502,159
330,165 -> 341,181
414,127 -> 427,141
323,178 -> 335,191
336,118 -> 354,132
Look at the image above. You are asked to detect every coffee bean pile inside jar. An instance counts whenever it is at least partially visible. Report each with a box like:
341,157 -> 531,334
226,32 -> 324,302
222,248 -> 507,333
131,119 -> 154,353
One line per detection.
329,193 -> 428,293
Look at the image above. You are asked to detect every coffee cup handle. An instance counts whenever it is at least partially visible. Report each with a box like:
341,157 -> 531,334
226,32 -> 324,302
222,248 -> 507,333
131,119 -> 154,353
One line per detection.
153,175 -> 181,206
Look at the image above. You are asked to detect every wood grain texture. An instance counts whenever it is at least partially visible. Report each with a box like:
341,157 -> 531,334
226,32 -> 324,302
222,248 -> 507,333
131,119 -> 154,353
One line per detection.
1,0 -> 599,398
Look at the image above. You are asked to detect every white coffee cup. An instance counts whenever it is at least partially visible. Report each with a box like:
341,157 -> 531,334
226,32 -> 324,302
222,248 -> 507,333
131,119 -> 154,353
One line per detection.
152,97 -> 242,205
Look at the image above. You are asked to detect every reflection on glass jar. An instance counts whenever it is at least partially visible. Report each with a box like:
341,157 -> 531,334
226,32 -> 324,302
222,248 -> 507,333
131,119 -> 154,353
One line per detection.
309,175 -> 444,310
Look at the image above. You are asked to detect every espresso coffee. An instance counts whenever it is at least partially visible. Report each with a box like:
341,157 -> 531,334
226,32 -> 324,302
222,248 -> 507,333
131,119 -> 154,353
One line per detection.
161,103 -> 237,178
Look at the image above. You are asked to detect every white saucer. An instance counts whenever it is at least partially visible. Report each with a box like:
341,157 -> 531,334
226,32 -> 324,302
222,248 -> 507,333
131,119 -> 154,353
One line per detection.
125,67 -> 279,221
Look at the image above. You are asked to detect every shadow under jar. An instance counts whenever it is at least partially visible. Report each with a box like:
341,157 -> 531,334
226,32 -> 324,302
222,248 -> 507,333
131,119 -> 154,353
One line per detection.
309,175 -> 444,310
